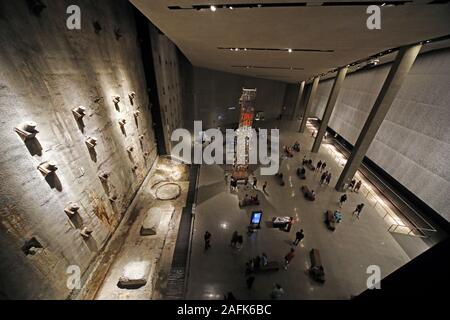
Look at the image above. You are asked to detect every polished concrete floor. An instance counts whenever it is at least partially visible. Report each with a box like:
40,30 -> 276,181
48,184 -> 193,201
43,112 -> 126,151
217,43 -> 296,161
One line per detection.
186,119 -> 419,300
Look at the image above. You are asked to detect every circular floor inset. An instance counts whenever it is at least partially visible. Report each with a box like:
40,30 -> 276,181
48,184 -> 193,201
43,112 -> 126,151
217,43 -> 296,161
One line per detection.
155,183 -> 181,200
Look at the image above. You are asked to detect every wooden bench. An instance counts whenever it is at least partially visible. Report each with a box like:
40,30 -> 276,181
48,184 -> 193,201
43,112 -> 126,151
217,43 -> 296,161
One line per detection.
239,198 -> 260,207
325,210 -> 336,231
275,173 -> 285,186
301,185 -> 316,201
309,249 -> 325,283
255,261 -> 280,273
296,168 -> 306,180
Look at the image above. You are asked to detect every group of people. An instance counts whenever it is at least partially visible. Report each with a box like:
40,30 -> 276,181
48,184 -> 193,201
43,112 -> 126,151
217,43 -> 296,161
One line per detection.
211,138 -> 369,298
316,160 -> 327,172
348,179 -> 362,192
320,170 -> 332,185
241,193 -> 259,206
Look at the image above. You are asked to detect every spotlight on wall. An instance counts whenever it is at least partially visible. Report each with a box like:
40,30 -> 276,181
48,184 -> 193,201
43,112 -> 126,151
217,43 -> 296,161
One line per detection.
99,172 -> 110,182
85,137 -> 98,149
210,5 -> 217,12
64,202 -> 80,217
72,106 -> 86,120
14,121 -> 39,141
37,161 -> 58,177
112,95 -> 121,104
118,118 -> 126,127
26,0 -> 47,17
129,92 -> 136,104
80,227 -> 93,238
288,48 -> 293,53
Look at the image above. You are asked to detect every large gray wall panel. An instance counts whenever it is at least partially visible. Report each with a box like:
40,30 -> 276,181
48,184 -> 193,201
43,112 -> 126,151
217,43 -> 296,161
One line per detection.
311,49 -> 450,221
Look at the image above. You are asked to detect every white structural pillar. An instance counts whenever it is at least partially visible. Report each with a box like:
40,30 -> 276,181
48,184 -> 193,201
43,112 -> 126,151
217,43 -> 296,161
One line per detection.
299,76 -> 320,133
335,44 -> 422,191
312,67 -> 348,153
292,81 -> 305,120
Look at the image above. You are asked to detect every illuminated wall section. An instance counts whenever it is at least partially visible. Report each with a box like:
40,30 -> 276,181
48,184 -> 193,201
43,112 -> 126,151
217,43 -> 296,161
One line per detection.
0,0 -> 157,299
311,49 -> 450,222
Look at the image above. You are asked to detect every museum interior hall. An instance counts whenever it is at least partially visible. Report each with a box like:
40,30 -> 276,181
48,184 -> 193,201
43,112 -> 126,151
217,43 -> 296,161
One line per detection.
0,0 -> 449,300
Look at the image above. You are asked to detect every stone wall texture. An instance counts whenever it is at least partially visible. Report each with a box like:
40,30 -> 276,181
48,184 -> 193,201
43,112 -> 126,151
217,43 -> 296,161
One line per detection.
311,49 -> 450,222
0,0 -> 157,299
149,25 -> 184,153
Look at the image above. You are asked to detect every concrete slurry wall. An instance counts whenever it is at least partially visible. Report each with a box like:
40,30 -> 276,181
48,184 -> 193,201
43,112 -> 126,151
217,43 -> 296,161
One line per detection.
0,0 -> 157,299
311,49 -> 450,222
149,25 -> 184,153
183,66 -> 288,131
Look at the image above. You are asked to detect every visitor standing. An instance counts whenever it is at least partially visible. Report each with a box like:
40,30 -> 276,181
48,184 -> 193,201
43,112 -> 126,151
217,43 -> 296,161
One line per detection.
246,276 -> 255,289
283,248 -> 295,270
320,171 -> 328,185
270,284 -> 285,299
293,229 -> 304,246
316,160 -> 322,171
349,179 -> 356,191
325,172 -> 332,185
204,231 -> 211,250
354,180 -> 362,192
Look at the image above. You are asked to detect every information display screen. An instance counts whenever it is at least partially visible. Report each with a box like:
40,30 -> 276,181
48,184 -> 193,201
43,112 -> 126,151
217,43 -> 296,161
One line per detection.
251,211 -> 262,225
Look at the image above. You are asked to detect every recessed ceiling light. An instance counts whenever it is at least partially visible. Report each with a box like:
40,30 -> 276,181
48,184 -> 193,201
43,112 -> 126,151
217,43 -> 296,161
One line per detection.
288,48 -> 292,53
210,5 -> 217,12
244,48 -> 247,51
381,3 -> 386,6
425,40 -> 431,43
235,48 -> 239,51
229,6 -> 233,10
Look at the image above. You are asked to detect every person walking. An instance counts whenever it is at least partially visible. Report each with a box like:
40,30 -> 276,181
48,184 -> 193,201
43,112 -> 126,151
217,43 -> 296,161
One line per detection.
204,231 -> 211,250
354,180 -> 362,192
320,171 -> 328,185
270,283 -> 285,299
253,177 -> 258,189
261,253 -> 268,266
236,235 -> 244,250
262,181 -> 268,193
246,275 -> 255,289
339,193 -> 347,207
325,172 -> 332,185
283,248 -> 295,270
230,231 -> 238,247
321,162 -> 327,172
293,229 -> 304,246
352,203 -> 365,219
316,160 -> 322,171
